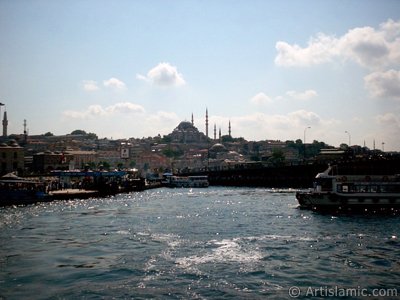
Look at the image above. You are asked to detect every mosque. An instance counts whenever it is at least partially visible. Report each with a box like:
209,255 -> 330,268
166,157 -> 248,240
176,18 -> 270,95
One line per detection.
0,107 -> 25,175
167,109 -> 231,144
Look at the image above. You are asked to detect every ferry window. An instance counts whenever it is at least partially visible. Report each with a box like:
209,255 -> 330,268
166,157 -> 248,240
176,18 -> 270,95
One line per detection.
386,185 -> 400,193
360,185 -> 368,192
348,184 -> 355,192
370,186 -> 378,192
319,178 -> 332,191
342,185 -> 349,193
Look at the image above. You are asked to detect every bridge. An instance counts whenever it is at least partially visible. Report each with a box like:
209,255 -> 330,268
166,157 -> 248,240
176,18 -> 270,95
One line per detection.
182,157 -> 400,188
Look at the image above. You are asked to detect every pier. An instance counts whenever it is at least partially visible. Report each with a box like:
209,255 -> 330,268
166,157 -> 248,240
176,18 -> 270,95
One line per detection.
49,189 -> 100,200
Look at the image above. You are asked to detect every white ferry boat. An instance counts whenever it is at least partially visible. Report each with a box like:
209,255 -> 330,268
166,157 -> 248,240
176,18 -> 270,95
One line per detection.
164,175 -> 209,188
296,166 -> 400,212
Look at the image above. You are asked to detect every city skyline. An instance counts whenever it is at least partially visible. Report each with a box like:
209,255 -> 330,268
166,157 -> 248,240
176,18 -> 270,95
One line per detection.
1,1 -> 400,150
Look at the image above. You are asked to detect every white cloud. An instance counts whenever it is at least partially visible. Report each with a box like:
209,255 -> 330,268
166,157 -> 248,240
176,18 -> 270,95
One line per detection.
339,26 -> 389,69
250,92 -> 273,105
287,110 -> 322,125
374,113 -> 400,149
82,80 -> 99,92
275,33 -> 338,67
250,90 -> 317,105
103,77 -> 126,90
275,19 -> 400,70
210,110 -> 338,144
63,102 -> 144,119
286,89 -> 318,100
105,102 -> 145,114
364,69 -> 400,100
137,62 -> 186,87
147,111 -> 180,123
376,112 -> 400,127
145,111 -> 181,134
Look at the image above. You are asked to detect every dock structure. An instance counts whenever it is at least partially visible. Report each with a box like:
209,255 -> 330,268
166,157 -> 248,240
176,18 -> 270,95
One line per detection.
49,189 -> 100,200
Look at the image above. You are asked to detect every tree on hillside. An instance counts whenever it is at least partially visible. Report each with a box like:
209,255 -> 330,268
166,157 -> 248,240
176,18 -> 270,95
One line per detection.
71,129 -> 87,135
286,139 -> 332,159
70,129 -> 98,139
86,132 -> 98,140
268,148 -> 285,166
163,148 -> 184,158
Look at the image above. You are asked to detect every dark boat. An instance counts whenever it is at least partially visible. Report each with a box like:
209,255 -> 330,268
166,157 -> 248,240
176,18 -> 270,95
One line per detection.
0,175 -> 53,206
295,166 -> 400,213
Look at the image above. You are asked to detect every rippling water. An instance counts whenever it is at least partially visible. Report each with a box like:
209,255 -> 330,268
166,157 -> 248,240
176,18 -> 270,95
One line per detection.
1,187 -> 400,299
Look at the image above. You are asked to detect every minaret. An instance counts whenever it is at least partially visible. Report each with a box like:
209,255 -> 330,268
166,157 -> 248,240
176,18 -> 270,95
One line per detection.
219,127 -> 221,142
2,111 -> 8,137
24,119 -> 28,143
228,120 -> 231,137
214,124 -> 216,141
205,108 -> 209,138
191,113 -> 194,126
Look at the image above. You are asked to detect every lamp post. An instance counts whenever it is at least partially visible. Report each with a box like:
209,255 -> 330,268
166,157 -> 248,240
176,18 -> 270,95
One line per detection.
345,131 -> 351,146
303,126 -> 311,160
0,102 -> 4,137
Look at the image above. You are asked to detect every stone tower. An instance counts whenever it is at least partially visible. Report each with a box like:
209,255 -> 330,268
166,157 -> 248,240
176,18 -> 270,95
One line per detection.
2,111 -> 8,137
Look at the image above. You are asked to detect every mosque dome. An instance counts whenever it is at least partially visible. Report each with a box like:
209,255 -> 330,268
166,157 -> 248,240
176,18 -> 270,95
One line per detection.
175,121 -> 197,132
209,143 -> 228,153
7,139 -> 19,147
168,119 -> 206,143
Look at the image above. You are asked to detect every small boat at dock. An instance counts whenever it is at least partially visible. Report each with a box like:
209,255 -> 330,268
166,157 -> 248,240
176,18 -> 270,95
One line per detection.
0,177 -> 53,206
163,174 -> 209,188
296,166 -> 400,212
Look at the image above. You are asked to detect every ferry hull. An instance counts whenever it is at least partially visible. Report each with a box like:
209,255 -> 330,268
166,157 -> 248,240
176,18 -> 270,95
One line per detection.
0,190 -> 53,207
296,192 -> 400,212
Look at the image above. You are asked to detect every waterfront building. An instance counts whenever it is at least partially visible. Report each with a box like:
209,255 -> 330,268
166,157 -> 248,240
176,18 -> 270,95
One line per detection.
32,151 -> 74,173
96,149 -> 122,169
65,150 -> 98,170
172,148 -> 208,173
0,139 -> 24,175
135,152 -> 169,174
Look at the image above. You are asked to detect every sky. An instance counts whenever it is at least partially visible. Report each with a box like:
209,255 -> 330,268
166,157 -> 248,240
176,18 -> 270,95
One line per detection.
1,0 -> 400,151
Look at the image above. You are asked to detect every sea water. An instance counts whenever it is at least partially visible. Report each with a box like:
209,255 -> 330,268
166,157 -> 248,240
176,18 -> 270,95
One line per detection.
1,187 -> 399,299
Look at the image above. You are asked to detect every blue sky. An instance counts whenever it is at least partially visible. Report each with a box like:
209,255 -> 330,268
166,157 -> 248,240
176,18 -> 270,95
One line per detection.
1,0 -> 400,150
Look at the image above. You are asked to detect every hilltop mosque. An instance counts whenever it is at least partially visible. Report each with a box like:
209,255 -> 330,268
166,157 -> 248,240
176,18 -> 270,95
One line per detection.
167,109 -> 231,144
